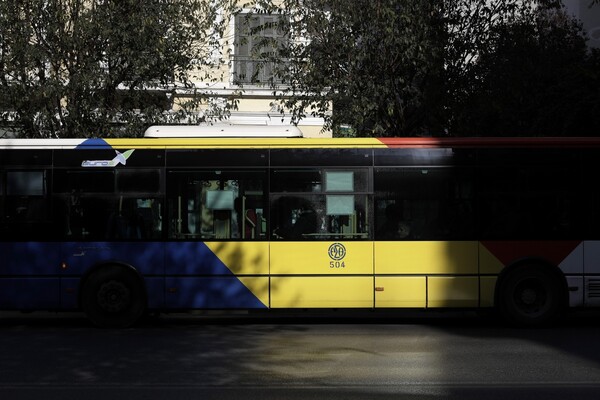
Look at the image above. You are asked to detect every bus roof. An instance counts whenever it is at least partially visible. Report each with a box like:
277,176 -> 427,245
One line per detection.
143,124 -> 303,138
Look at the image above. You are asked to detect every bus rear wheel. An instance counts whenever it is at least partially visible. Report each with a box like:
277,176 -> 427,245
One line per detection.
497,265 -> 564,327
81,265 -> 146,328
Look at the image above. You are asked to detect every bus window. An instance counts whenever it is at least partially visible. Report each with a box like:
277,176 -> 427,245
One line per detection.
2,170 -> 51,239
374,168 -> 474,240
270,169 -> 370,240
54,170 -> 115,193
5,170 -> 48,222
116,170 -> 161,193
53,169 -> 163,240
477,167 -> 581,240
167,170 -> 266,240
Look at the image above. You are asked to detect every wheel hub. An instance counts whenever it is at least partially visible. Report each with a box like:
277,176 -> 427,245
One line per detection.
520,288 -> 538,305
97,280 -> 131,313
514,279 -> 547,315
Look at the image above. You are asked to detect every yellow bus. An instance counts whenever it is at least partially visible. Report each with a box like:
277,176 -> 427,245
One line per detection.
1,129 -> 597,327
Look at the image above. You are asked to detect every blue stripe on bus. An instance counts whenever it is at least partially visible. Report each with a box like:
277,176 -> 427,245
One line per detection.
75,138 -> 112,149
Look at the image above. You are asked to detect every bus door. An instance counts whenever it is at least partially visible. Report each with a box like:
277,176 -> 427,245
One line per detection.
372,165 -> 479,309
164,165 -> 270,310
269,166 -> 373,309
0,162 -> 61,310
270,241 -> 374,308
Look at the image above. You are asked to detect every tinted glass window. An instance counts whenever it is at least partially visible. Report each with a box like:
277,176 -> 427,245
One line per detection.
1,170 -> 52,239
374,148 -> 475,166
270,168 -> 371,240
53,194 -> 163,240
270,149 -> 372,167
477,167 -> 582,240
374,168 -> 474,240
54,170 -> 115,193
0,150 -> 52,166
116,169 -> 161,193
166,170 -> 267,240
167,150 -> 268,167
7,171 -> 45,195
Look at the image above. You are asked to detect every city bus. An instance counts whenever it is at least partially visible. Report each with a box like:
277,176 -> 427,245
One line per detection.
1,129 -> 599,327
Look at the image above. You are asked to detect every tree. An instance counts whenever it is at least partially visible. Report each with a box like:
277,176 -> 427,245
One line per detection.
250,0 -> 599,137
0,0 -> 238,138
250,0 -> 444,136
448,4 -> 600,136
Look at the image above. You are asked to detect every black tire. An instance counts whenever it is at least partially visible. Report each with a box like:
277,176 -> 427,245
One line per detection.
81,265 -> 146,328
497,266 -> 565,327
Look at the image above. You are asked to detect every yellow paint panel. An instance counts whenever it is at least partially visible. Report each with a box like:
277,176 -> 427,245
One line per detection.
238,277 -> 270,307
271,277 -> 373,308
270,242 -> 373,275
205,242 -> 269,275
375,241 -> 478,274
375,277 -> 426,308
479,276 -> 497,308
479,243 -> 505,274
428,277 -> 479,308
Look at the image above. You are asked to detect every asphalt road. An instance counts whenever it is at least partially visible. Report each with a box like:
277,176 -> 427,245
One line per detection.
1,310 -> 600,399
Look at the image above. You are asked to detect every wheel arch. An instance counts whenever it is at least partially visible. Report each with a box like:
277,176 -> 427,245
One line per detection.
494,257 -> 569,310
78,261 -> 148,309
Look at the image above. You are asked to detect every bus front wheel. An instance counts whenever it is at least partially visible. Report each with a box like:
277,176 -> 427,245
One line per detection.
81,265 -> 147,328
497,265 -> 565,327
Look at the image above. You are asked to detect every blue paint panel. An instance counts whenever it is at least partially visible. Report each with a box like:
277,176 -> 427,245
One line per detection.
75,138 -> 111,149
1,240 -> 264,311
164,243 -> 266,309
61,242 -> 165,276
166,277 -> 266,309
165,242 -> 234,275
145,277 -> 165,309
60,277 -> 79,309
0,278 -> 60,309
0,242 -> 61,275
0,243 -> 61,309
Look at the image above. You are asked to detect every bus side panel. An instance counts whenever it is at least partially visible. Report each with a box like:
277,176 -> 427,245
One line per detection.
374,241 -> 478,274
374,277 -> 426,308
270,276 -> 373,308
204,242 -> 270,275
164,242 -> 268,309
270,242 -> 373,308
0,242 -> 61,309
480,241 -> 584,308
375,241 -> 479,308
61,242 -> 166,309
0,278 -> 60,309
427,277 -> 479,307
270,242 -> 373,275
165,277 -> 269,309
61,242 -> 165,277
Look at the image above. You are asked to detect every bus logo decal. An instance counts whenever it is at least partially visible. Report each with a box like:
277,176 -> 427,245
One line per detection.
328,243 -> 346,261
82,149 -> 135,167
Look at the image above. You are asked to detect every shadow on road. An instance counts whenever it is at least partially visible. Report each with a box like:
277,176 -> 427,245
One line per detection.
1,309 -> 600,400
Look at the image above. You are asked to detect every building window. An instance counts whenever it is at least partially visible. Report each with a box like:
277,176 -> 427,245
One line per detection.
233,13 -> 287,85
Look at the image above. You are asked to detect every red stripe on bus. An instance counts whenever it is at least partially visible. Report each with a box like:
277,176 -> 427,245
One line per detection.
377,137 -> 600,148
481,241 -> 581,268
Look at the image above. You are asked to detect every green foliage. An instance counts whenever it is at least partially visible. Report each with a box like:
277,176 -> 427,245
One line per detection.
449,5 -> 600,136
0,0 -> 238,138
250,0 -> 444,136
250,0 -> 600,137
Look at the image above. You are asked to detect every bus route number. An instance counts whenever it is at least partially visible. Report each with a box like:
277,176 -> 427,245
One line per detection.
328,243 -> 346,269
